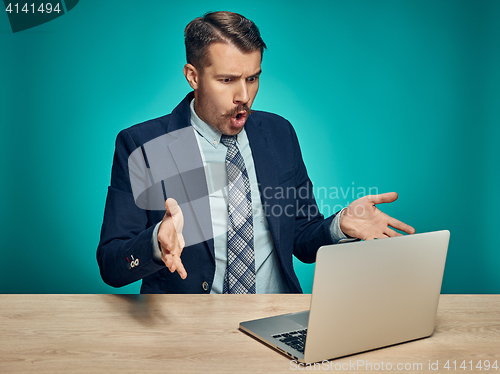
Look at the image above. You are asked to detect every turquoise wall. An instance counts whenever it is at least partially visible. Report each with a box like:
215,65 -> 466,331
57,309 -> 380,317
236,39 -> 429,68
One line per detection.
1,0 -> 498,294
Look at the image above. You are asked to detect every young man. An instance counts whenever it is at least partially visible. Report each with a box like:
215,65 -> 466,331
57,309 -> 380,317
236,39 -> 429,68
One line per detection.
97,11 -> 414,294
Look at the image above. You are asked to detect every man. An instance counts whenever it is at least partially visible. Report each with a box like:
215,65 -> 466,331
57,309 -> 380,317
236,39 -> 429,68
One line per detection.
97,11 -> 414,294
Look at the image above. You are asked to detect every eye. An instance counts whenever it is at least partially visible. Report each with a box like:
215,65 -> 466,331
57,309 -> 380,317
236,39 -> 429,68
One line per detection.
221,78 -> 231,83
248,76 -> 258,82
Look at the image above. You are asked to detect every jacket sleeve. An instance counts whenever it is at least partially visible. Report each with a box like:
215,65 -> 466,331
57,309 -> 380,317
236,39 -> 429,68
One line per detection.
96,130 -> 165,288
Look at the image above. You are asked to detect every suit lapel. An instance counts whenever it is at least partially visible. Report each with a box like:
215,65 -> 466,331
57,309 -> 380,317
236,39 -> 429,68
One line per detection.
245,117 -> 281,254
165,93 -> 215,261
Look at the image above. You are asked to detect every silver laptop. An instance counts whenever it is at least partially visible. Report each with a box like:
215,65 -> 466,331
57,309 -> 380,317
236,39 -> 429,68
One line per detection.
239,230 -> 450,363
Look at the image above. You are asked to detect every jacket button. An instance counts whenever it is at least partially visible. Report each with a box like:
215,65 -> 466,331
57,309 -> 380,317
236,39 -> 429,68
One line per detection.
202,281 -> 209,292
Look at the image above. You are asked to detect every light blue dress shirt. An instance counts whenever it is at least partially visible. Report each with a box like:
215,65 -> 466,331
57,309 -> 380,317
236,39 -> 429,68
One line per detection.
152,100 -> 350,293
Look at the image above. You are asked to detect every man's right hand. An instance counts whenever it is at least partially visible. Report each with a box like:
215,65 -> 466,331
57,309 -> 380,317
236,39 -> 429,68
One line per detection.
157,198 -> 187,279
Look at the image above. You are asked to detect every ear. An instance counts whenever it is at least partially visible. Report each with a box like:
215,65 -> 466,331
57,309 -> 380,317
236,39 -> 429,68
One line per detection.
183,63 -> 199,90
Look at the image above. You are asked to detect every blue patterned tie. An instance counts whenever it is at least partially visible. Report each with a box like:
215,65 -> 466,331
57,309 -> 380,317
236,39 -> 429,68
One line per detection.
220,135 -> 256,294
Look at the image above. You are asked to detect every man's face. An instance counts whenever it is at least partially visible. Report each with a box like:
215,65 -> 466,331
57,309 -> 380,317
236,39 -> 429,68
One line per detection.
185,42 -> 262,136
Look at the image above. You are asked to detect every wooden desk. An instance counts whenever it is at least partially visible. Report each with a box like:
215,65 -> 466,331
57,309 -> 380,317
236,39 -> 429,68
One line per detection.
0,295 -> 498,373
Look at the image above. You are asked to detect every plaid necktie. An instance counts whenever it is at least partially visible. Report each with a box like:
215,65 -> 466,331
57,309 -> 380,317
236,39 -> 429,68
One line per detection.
220,135 -> 256,294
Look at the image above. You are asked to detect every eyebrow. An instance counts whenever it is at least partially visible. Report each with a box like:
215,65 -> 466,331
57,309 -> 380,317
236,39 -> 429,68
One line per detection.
215,69 -> 262,79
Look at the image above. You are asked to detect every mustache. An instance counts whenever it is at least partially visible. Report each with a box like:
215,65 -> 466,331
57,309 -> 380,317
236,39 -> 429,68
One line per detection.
222,104 -> 255,118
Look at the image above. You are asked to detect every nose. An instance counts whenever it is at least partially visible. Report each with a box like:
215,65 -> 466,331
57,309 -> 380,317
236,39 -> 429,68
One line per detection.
233,79 -> 249,105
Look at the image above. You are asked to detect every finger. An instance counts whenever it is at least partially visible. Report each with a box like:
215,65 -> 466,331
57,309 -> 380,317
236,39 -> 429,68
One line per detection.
177,233 -> 185,249
161,250 -> 186,279
162,234 -> 183,255
164,198 -> 184,235
162,243 -> 178,266
165,198 -> 171,217
165,197 -> 180,216
385,227 -> 403,237
162,255 -> 173,271
365,233 -> 390,240
158,218 -> 181,260
160,239 -> 186,277
162,253 -> 177,274
158,227 -> 173,260
388,217 -> 416,235
368,192 -> 398,205
168,256 -> 176,273
161,246 -> 174,269
172,254 -> 187,279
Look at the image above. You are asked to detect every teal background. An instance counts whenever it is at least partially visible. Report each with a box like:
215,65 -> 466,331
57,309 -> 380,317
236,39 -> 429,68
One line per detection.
1,0 -> 499,294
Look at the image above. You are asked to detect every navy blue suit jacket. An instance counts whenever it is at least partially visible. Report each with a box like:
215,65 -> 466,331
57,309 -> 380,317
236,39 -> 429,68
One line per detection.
97,92 -> 336,293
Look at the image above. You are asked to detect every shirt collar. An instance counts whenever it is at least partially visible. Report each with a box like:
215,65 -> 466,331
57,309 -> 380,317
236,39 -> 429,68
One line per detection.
190,99 -> 223,148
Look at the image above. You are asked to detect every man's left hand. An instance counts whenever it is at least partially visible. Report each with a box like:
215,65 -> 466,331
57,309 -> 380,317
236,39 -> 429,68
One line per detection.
339,192 -> 415,240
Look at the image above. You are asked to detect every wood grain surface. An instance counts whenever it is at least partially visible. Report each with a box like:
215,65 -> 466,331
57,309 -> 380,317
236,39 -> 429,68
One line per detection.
0,295 -> 498,373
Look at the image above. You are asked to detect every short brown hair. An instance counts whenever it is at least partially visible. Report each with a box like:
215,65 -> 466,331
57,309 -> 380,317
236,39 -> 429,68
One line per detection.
184,11 -> 267,69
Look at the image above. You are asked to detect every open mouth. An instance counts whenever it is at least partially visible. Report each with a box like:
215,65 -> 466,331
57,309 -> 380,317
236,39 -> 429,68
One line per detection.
231,111 -> 247,128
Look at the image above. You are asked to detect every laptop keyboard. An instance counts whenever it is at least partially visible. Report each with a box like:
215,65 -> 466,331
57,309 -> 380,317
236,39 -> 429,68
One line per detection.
272,329 -> 307,353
